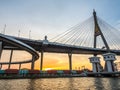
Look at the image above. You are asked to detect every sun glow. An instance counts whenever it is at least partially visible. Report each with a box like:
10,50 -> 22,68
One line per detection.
44,68 -> 54,71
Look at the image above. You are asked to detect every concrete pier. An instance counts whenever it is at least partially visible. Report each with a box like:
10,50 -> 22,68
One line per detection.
68,53 -> 72,71
8,50 -> 13,69
103,53 -> 116,72
40,50 -> 44,70
89,56 -> 103,72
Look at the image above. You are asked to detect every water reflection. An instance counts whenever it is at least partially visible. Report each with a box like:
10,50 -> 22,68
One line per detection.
93,78 -> 104,90
108,78 -> 120,90
27,79 -> 35,90
0,78 -> 120,90
0,79 -> 30,90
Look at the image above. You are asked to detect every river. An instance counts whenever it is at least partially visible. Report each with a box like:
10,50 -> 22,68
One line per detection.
0,77 -> 120,90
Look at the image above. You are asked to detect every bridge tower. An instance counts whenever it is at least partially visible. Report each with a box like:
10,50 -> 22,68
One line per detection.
88,10 -> 103,72
92,10 -> 116,72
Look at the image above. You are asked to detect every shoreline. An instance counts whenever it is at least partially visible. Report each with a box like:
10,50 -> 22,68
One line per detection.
0,73 -> 120,79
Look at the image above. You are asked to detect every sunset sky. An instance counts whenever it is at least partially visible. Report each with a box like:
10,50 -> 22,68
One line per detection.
0,0 -> 120,70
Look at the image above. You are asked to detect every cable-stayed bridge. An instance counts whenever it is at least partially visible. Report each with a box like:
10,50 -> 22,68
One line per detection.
0,10 -> 120,73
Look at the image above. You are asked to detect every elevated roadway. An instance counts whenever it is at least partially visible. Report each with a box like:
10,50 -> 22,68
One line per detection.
3,34 -> 120,55
0,34 -> 39,64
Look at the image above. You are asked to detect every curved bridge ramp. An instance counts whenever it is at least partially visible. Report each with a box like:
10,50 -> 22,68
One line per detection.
0,33 -> 39,64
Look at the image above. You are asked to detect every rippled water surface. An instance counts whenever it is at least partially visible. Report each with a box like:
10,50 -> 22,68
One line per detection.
0,77 -> 120,90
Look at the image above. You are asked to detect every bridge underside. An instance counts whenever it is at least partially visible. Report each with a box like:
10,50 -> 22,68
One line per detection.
2,36 -> 120,55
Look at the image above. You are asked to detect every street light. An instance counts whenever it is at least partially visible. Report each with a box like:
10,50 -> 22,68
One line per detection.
29,30 -> 31,39
3,24 -> 6,34
18,30 -> 20,37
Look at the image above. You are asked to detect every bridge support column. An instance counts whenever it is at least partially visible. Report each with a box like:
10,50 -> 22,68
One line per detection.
103,53 -> 116,72
89,56 -> 103,72
8,50 -> 13,69
31,56 -> 35,70
68,53 -> 72,71
0,41 -> 3,59
0,64 -> 2,70
19,63 -> 21,70
40,50 -> 44,70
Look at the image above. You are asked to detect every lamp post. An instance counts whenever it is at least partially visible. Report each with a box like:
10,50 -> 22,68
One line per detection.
18,30 -> 20,37
3,24 -> 6,35
29,30 -> 31,39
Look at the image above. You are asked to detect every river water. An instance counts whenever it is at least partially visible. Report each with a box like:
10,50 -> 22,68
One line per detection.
0,77 -> 120,90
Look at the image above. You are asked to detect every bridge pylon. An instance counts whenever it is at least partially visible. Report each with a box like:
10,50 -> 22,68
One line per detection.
91,10 -> 117,72
93,9 -> 110,52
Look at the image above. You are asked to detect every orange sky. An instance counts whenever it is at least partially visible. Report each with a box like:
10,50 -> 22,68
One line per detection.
1,50 -> 120,70
35,53 -> 105,70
